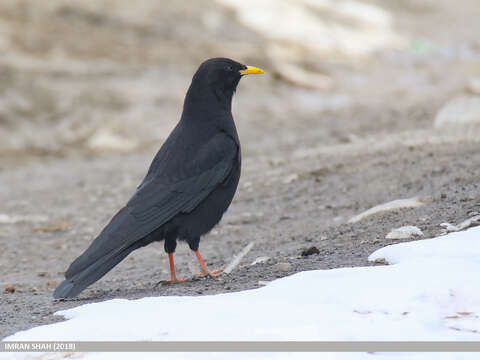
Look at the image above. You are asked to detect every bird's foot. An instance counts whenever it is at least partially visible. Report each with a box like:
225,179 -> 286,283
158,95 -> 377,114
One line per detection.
155,277 -> 189,287
193,268 -> 222,279
165,277 -> 189,284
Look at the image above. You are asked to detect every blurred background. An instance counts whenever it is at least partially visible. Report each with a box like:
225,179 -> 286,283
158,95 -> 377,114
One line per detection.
1,0 -> 480,338
0,0 -> 478,159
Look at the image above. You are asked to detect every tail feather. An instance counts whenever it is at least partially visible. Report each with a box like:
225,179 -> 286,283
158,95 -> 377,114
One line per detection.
54,206 -> 157,299
54,242 -> 140,299
65,207 -> 134,279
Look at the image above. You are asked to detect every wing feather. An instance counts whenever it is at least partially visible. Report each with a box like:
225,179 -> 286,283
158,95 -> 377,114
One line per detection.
65,133 -> 238,278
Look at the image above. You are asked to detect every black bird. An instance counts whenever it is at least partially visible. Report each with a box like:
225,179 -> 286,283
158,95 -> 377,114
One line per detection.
54,58 -> 264,299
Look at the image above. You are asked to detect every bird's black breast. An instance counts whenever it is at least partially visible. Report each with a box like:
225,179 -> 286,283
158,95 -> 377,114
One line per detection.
169,148 -> 241,245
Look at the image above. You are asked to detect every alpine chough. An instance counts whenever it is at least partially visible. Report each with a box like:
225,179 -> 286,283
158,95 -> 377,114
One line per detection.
54,58 -> 264,299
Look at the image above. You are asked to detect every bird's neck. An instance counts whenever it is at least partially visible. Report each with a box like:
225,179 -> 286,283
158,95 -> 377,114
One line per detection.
181,82 -> 235,121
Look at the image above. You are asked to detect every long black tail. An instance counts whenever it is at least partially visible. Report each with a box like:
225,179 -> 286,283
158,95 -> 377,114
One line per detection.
53,243 -> 140,299
54,207 -> 155,299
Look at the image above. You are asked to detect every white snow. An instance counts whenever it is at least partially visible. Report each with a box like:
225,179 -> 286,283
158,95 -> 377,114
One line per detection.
369,225 -> 480,265
3,226 -> 480,360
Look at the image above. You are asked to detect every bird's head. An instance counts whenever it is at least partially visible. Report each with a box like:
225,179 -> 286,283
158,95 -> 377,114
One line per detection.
188,58 -> 264,106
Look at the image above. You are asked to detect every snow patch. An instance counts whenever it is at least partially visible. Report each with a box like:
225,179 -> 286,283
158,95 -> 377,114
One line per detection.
3,227 -> 480,360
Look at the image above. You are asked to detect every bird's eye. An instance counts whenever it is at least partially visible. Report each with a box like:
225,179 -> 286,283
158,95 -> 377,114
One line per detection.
226,65 -> 233,71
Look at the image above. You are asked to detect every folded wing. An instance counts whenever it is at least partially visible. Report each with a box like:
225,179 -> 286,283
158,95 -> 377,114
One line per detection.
55,133 -> 238,298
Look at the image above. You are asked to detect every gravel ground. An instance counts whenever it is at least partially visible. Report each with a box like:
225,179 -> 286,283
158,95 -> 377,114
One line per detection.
1,0 -> 480,339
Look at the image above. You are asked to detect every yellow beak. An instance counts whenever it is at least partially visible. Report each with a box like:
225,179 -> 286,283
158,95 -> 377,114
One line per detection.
239,66 -> 265,75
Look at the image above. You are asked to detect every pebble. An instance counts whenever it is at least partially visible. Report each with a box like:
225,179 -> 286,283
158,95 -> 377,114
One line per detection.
440,215 -> 480,233
87,128 -> 138,152
348,198 -> 424,224
251,256 -> 271,265
385,226 -> 423,240
283,173 -> 299,184
301,246 -> 320,256
273,262 -> 293,273
434,95 -> 480,132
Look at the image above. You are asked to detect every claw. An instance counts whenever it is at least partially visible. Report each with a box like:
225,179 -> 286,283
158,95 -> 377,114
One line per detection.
157,276 -> 189,286
193,268 -> 222,279
193,250 -> 223,279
